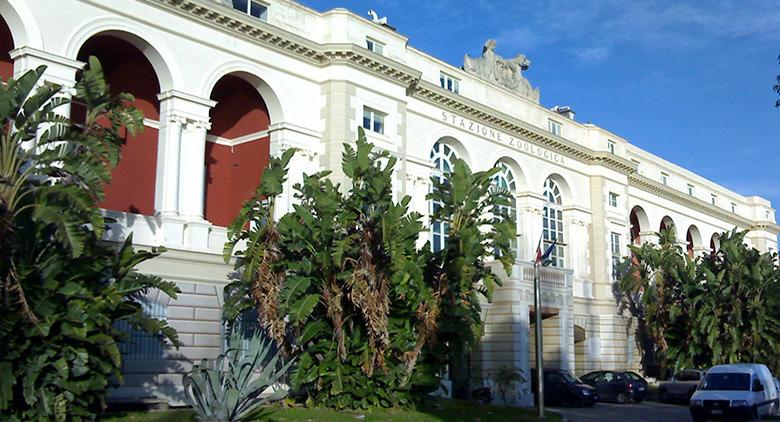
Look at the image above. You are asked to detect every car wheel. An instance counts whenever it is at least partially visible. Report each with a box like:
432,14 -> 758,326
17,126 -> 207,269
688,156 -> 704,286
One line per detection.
616,392 -> 629,405
658,388 -> 668,403
634,395 -> 644,403
751,405 -> 759,420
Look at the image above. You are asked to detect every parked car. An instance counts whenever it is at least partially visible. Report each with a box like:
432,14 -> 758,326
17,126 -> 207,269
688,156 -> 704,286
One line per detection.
579,370 -> 647,404
531,368 -> 598,407
658,368 -> 707,403
690,363 -> 779,421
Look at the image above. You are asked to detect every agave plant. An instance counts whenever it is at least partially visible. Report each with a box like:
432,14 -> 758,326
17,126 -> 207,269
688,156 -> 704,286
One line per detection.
183,333 -> 293,422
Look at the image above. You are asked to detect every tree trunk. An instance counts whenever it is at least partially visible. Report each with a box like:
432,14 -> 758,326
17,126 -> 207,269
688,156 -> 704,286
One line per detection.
450,338 -> 470,400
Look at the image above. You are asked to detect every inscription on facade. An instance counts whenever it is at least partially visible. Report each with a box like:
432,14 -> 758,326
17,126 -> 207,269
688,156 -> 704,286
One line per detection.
440,111 -> 564,165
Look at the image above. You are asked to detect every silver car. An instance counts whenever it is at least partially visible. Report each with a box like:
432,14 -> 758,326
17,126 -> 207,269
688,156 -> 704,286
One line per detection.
659,369 -> 706,403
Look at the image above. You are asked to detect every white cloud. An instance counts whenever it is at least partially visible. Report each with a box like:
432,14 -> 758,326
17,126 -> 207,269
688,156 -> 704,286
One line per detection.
486,0 -> 780,61
573,46 -> 612,64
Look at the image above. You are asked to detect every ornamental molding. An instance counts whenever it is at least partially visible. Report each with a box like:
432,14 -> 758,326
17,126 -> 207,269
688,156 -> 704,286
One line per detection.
628,174 -> 776,232
411,80 -> 637,175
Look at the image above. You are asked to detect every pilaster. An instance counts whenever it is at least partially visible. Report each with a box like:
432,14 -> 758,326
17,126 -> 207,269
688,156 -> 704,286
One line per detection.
319,80 -> 357,188
268,122 -> 322,220
516,192 -> 545,262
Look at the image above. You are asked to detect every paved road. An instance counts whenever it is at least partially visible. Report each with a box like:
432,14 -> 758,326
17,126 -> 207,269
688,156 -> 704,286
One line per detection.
550,401 -> 691,422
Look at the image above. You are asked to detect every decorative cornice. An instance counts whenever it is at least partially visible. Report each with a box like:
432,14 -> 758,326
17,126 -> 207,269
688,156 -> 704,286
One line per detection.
146,0 -> 327,64
628,174 -> 770,230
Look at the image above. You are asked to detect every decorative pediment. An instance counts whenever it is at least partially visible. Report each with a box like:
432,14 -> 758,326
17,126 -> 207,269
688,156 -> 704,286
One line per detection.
463,39 -> 540,103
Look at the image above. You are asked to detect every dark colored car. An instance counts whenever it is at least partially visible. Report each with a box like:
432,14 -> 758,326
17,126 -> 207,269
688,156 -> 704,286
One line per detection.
580,370 -> 648,404
531,368 -> 598,407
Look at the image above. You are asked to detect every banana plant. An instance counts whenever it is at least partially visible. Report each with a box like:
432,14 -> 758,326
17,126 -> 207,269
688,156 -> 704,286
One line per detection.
183,333 -> 293,422
0,58 -> 180,420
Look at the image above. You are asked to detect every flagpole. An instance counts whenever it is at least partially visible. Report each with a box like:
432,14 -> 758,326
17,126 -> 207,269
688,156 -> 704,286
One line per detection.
534,259 -> 544,418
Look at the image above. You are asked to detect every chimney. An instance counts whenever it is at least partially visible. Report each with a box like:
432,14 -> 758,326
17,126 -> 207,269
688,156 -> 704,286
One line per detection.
552,105 -> 575,120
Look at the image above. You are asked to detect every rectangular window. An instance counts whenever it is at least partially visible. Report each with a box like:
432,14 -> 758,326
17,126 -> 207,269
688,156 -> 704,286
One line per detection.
609,192 -> 618,207
548,119 -> 562,136
362,107 -> 385,135
711,194 -> 717,205
661,172 -> 669,186
766,210 -> 771,220
232,0 -> 268,20
366,38 -> 384,55
542,206 -> 565,268
439,72 -> 460,94
610,232 -> 621,281
607,140 -> 616,155
687,184 -> 694,196
731,202 -> 737,213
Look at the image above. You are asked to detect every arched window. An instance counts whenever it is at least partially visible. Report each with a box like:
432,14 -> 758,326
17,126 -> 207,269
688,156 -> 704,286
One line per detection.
430,141 -> 457,252
492,162 -> 518,256
542,178 -> 565,267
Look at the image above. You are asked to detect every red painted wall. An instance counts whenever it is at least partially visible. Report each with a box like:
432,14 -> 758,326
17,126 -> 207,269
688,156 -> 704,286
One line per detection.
0,17 -> 14,81
204,76 -> 271,227
78,36 -> 160,215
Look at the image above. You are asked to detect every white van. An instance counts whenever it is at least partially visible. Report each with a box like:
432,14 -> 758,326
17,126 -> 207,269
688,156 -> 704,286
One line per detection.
690,363 -> 778,421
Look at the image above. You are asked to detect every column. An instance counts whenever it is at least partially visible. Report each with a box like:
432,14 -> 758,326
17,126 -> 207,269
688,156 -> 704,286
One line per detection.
559,294 -> 575,372
178,119 -> 209,219
565,207 -> 593,298
155,90 -> 216,249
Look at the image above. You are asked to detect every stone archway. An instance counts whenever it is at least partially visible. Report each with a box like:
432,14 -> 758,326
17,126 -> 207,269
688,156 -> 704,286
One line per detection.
76,33 -> 167,216
204,73 -> 272,227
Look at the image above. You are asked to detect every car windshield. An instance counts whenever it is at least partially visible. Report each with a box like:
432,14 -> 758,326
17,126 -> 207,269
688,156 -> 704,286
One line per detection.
625,372 -> 642,381
560,372 -> 583,384
700,373 -> 750,391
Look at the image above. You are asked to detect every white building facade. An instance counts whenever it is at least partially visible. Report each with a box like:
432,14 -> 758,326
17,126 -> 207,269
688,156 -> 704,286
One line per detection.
3,0 -> 777,406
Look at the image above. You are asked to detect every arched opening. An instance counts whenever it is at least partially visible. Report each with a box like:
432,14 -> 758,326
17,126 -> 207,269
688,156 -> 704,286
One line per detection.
0,14 -> 14,81
629,206 -> 649,245
660,215 -> 677,236
686,231 -> 694,257
686,225 -> 702,258
204,74 -> 271,227
77,34 -> 162,216
710,233 -> 720,254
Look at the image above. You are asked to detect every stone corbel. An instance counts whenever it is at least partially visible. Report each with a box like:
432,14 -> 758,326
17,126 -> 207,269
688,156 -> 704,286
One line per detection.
182,117 -> 212,132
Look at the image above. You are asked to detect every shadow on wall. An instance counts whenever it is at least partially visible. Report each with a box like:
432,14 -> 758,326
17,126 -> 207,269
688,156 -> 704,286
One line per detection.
109,297 -> 188,407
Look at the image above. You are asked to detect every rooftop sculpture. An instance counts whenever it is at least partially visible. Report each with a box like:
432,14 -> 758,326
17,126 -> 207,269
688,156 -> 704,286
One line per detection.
463,39 -> 541,103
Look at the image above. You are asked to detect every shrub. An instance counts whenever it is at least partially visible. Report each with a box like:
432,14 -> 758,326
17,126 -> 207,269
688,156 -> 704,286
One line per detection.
222,129 -> 515,408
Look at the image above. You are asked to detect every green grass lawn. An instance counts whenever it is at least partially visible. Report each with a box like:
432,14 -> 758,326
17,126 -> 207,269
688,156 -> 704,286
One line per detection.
101,399 -> 561,421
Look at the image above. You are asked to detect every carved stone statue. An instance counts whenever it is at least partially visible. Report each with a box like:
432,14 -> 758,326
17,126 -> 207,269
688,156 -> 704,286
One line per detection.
463,39 -> 540,103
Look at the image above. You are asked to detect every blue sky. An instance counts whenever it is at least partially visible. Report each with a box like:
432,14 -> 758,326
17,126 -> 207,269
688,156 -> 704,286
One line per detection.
301,0 -> 780,209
